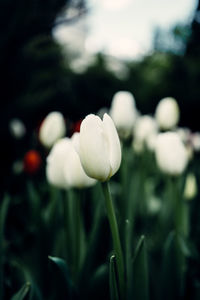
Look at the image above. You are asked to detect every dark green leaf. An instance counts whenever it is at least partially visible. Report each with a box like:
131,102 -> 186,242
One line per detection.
109,255 -> 120,300
161,231 -> 186,300
48,256 -> 76,299
0,194 -> 10,300
131,235 -> 149,300
11,282 -> 31,300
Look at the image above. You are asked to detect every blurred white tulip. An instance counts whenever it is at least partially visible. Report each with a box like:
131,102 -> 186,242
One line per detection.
132,138 -> 143,154
133,115 -> 158,151
176,127 -> 191,144
155,132 -> 188,176
9,118 -> 26,139
39,112 -> 66,148
184,173 -> 197,200
97,107 -> 109,119
110,91 -> 137,139
71,132 -> 81,154
79,113 -> 121,181
46,139 -> 70,189
155,97 -> 180,130
148,197 -> 161,215
46,137 -> 96,189
192,132 -> 200,152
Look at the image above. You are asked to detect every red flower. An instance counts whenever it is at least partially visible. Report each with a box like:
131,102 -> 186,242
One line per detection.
24,150 -> 42,174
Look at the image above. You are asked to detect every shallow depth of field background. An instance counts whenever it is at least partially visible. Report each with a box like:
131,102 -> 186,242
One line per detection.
1,0 -> 200,299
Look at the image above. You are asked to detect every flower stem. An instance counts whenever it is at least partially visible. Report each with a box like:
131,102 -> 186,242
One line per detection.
101,181 -> 125,300
73,189 -> 81,278
63,191 -> 73,264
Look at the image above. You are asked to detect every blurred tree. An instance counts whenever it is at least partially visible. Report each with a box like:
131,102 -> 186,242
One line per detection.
0,0 -> 85,193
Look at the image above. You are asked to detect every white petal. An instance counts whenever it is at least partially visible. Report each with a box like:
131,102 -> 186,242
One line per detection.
64,145 -> 96,188
39,112 -> 66,148
46,138 -> 70,189
102,113 -> 121,178
71,132 -> 80,154
79,114 -> 111,181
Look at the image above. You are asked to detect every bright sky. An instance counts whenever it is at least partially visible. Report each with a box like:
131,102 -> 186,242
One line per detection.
85,0 -> 197,59
54,0 -> 198,60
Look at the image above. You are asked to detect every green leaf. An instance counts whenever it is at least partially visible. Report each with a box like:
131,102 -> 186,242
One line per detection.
109,255 -> 120,300
0,194 -> 10,300
161,231 -> 186,300
48,256 -> 76,299
11,282 -> 31,300
0,194 -> 10,236
88,264 -> 108,298
131,235 -> 149,300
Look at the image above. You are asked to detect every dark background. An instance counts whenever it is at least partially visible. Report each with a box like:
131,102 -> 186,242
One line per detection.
0,0 -> 200,193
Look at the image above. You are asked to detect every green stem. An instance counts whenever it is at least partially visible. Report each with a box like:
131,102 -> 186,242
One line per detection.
73,189 -> 81,278
101,181 -> 125,300
173,179 -> 184,235
169,177 -> 185,236
63,191 -> 73,266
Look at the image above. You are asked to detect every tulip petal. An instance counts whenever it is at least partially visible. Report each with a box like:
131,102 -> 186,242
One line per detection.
46,138 -> 70,189
79,114 -> 111,181
102,114 -> 121,178
64,144 -> 96,188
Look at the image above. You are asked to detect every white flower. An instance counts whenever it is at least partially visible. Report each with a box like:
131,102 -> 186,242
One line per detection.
192,132 -> 200,152
71,132 -> 80,154
176,127 -> 191,144
9,118 -> 26,139
79,113 -> 121,181
133,115 -> 158,151
39,112 -> 66,148
155,97 -> 180,130
46,137 -> 96,189
155,132 -> 188,176
46,139 -> 70,189
110,91 -> 137,139
184,173 -> 197,200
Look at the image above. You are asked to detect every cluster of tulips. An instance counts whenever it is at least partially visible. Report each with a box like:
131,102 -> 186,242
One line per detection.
3,91 -> 200,299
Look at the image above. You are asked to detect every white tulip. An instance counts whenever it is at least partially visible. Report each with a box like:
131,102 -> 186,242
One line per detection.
9,118 -> 26,139
79,113 -> 121,181
71,132 -> 81,154
46,138 -> 96,189
133,115 -> 158,151
132,138 -> 143,154
176,127 -> 191,144
146,133 -> 158,152
110,91 -> 137,139
192,132 -> 200,152
46,139 -> 70,189
183,173 -> 197,200
155,97 -> 180,130
148,197 -> 161,215
155,132 -> 188,176
39,112 -> 66,148
65,134 -> 97,188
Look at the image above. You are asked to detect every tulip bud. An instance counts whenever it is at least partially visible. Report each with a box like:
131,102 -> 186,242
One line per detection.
9,118 -> 26,139
39,112 -> 66,148
79,113 -> 121,181
133,115 -> 158,152
184,173 -> 197,200
155,97 -> 180,130
155,132 -> 188,176
110,91 -> 137,139
46,138 -> 96,189
192,132 -> 200,152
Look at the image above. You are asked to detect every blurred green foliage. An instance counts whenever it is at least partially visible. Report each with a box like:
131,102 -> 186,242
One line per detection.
0,1 -> 200,298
